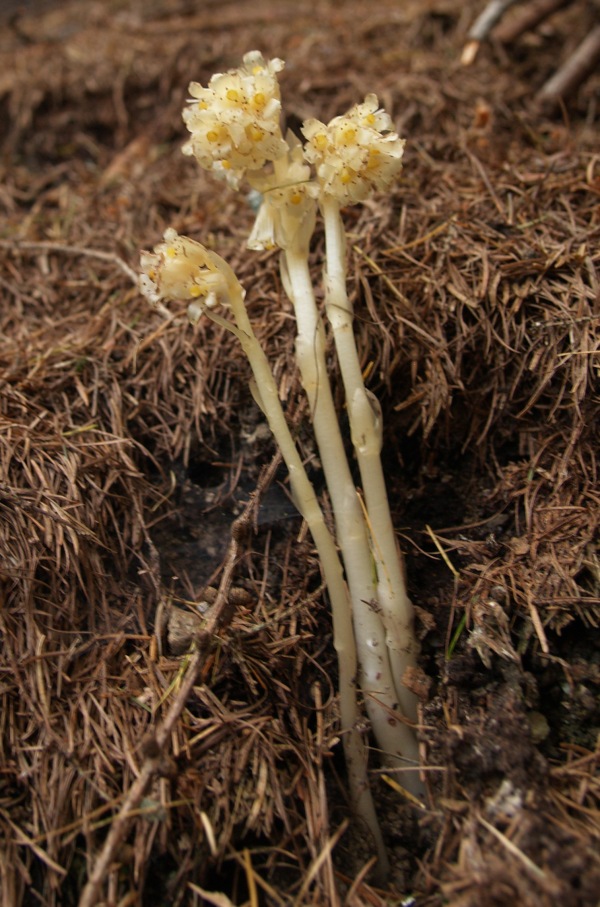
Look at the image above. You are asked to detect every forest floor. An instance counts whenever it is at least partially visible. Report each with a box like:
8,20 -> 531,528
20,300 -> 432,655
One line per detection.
1,1 -> 599,905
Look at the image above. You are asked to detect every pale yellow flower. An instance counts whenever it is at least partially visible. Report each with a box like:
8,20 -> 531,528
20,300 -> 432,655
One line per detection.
247,137 -> 317,252
139,229 -> 230,309
182,51 -> 288,188
302,94 -> 405,203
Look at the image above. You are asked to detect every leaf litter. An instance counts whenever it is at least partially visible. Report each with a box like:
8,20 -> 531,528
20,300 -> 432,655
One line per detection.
0,0 -> 598,904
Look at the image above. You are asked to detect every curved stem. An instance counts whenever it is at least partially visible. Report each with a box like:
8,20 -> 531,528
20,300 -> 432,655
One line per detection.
201,293 -> 389,872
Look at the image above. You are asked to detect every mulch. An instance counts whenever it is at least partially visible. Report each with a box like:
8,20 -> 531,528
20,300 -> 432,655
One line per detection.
1,1 -> 599,904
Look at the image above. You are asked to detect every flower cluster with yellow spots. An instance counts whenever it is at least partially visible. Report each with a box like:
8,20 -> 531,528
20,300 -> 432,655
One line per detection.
139,229 -> 230,309
182,51 -> 288,188
302,94 -> 405,204
181,54 -> 405,208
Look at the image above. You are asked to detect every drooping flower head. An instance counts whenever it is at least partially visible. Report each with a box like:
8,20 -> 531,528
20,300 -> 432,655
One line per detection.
139,228 -> 234,311
302,94 -> 405,204
182,51 -> 288,189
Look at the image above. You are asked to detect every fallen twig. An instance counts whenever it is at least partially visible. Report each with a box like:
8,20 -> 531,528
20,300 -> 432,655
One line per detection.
494,0 -> 573,41
0,239 -> 139,285
461,0 -> 521,64
537,24 -> 600,102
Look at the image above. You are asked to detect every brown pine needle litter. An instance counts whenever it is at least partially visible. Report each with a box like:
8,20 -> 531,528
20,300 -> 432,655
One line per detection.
1,1 -> 599,905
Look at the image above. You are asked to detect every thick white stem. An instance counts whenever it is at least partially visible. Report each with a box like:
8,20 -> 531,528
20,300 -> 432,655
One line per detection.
201,291 -> 389,871
321,195 -> 420,739
283,249 -> 420,790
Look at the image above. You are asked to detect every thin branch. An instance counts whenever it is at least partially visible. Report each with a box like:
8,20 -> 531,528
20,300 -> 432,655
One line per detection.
461,0 -> 521,64
537,24 -> 600,102
494,0 -> 573,42
0,239 -> 139,286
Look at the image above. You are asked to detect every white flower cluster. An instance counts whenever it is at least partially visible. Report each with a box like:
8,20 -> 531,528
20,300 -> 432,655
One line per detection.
182,51 -> 288,188
303,94 -> 405,204
182,54 -> 405,208
139,229 -> 230,309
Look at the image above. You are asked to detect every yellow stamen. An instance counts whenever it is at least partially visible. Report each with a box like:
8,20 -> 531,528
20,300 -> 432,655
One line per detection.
313,133 -> 328,152
340,168 -> 353,185
166,247 -> 177,258
252,91 -> 266,108
148,269 -> 156,280
189,285 -> 203,298
340,126 -> 356,145
226,88 -> 240,102
196,101 -> 208,110
367,148 -> 381,169
221,160 -> 231,169
206,130 -> 219,143
365,113 -> 376,125
246,124 -> 264,142
290,190 -> 303,205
